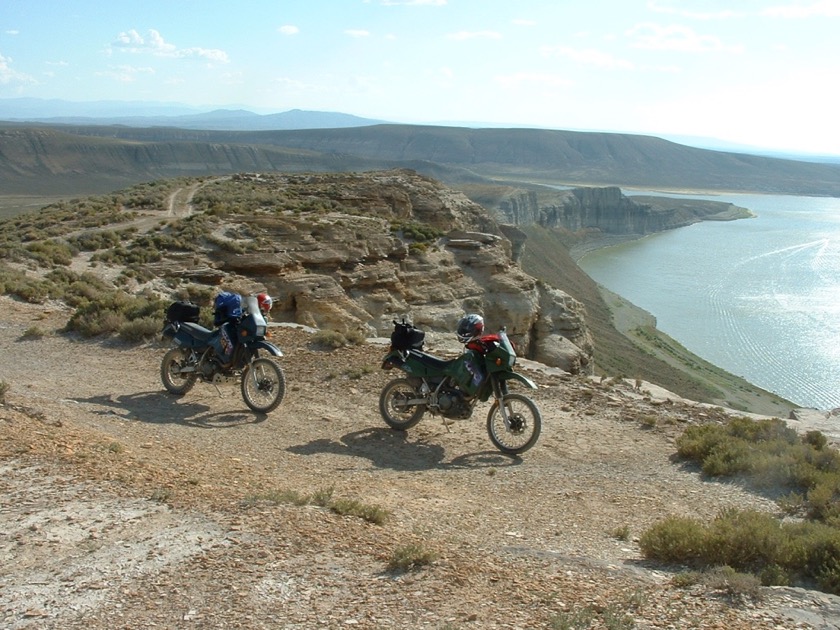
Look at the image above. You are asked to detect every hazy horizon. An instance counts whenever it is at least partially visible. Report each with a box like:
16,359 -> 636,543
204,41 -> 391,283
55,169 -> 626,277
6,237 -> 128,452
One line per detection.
3,1 -> 839,156
2,96 -> 838,162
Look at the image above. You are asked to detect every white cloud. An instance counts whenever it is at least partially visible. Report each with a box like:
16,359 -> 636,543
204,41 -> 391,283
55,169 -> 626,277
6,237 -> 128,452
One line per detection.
627,23 -> 743,52
278,25 -> 299,35
345,30 -> 371,38
5,30 -> 20,36
495,71 -> 573,89
541,46 -> 635,70
649,0 -> 840,20
447,30 -> 502,41
96,64 -> 155,83
763,1 -> 840,18
380,0 -> 446,5
110,29 -> 229,63
646,1 -> 740,20
0,52 -> 36,85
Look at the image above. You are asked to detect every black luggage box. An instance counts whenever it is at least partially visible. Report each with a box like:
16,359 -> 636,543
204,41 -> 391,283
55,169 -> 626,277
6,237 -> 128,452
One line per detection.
166,300 -> 200,324
391,321 -> 425,351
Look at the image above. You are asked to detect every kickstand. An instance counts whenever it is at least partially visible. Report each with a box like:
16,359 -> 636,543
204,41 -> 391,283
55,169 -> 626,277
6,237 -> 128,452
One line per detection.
441,418 -> 454,433
213,384 -> 225,397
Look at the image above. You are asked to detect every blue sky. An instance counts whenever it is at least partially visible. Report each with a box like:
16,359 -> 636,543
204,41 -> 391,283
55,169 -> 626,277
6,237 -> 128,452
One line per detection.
2,0 -> 839,155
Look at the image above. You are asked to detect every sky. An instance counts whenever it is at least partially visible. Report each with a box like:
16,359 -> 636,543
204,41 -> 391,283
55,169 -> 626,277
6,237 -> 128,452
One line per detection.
1,0 -> 839,155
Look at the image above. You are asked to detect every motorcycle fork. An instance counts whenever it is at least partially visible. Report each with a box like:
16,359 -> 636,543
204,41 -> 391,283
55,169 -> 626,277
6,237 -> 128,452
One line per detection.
491,377 -> 514,429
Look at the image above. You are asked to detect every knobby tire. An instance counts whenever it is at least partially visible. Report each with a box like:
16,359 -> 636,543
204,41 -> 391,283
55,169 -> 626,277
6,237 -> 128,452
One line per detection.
486,393 -> 542,455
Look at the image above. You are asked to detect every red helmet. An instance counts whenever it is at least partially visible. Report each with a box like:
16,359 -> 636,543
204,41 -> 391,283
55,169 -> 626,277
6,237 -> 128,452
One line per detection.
257,293 -> 273,315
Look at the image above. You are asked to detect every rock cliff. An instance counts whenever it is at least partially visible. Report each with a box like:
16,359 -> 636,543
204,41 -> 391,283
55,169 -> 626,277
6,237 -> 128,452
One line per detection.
495,185 -> 750,236
184,171 -> 594,373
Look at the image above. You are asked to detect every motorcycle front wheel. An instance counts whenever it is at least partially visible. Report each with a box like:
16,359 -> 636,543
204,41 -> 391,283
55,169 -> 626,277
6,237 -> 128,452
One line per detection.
241,358 -> 286,413
379,378 -> 426,430
161,348 -> 198,395
486,393 -> 542,455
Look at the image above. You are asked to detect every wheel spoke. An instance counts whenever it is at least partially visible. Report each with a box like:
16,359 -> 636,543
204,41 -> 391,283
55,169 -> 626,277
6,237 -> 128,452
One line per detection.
486,394 -> 541,455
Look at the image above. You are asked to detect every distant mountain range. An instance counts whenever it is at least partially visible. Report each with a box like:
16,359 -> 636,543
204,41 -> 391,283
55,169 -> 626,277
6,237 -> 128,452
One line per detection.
5,98 -> 840,163
2,98 -> 840,199
0,98 -> 387,130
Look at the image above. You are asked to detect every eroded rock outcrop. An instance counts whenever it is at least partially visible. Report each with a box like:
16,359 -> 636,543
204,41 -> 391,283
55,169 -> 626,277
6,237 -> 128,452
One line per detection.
210,170 -> 593,373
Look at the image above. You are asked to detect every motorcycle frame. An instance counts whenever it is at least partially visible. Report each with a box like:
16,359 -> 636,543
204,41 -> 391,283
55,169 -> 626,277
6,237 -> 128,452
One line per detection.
162,318 -> 282,377
382,346 -> 537,423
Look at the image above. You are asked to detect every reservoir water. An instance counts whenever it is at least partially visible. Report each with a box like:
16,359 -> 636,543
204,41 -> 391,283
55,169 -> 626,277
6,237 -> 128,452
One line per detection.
577,191 -> 840,411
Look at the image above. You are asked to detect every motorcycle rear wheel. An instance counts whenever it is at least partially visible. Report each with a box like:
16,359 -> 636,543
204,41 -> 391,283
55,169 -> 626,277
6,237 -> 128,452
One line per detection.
379,378 -> 426,430
486,393 -> 542,455
161,348 -> 198,395
241,357 -> 286,413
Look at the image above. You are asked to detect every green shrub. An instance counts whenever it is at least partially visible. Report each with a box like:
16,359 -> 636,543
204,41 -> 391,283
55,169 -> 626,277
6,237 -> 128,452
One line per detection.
640,509 -> 840,594
700,565 -> 762,599
700,440 -> 753,476
703,509 -> 785,571
311,329 -> 349,349
675,423 -> 729,462
310,487 -> 334,506
21,325 -> 46,340
807,476 -> 840,521
675,416 -> 840,524
798,524 -> 840,592
24,240 -> 75,266
0,265 -> 58,303
387,543 -> 438,571
805,430 -> 829,450
329,498 -> 389,525
63,291 -> 166,338
118,316 -> 162,342
610,524 -> 631,541
242,486 -> 388,525
638,515 -> 708,564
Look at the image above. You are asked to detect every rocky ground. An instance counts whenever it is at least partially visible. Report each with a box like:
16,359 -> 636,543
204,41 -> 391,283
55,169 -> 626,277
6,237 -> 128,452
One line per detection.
2,295 -> 840,629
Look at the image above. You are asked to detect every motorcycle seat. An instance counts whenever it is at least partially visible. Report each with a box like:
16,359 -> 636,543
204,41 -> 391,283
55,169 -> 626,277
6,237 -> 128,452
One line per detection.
178,321 -> 216,343
408,349 -> 458,371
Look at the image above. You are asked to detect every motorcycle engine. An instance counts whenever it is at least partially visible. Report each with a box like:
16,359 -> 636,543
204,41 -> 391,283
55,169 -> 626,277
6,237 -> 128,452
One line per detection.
438,388 -> 473,419
199,358 -> 220,379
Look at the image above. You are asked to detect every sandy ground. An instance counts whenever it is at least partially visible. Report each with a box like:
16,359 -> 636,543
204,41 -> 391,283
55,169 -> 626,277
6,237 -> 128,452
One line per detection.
1,296 -> 839,629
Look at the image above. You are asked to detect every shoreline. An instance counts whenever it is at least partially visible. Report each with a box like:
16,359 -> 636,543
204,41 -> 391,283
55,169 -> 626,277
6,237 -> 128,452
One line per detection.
568,233 -> 650,262
563,227 -> 804,417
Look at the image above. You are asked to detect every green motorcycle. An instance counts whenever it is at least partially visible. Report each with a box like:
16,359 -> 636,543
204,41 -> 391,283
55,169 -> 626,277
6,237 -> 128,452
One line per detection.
379,317 -> 542,455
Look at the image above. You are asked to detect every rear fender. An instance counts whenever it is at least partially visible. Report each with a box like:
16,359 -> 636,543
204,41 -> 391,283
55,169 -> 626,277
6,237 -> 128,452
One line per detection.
381,349 -> 406,370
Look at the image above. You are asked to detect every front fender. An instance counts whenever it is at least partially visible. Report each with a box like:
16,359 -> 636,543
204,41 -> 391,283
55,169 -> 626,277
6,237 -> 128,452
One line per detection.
497,371 -> 538,390
252,340 -> 283,357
